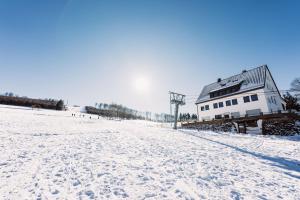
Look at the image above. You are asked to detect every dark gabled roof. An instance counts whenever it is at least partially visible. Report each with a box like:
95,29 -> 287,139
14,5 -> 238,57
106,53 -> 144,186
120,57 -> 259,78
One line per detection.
196,65 -> 267,104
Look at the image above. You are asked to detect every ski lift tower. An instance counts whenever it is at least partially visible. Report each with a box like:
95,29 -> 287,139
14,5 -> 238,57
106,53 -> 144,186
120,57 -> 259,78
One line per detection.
169,91 -> 186,129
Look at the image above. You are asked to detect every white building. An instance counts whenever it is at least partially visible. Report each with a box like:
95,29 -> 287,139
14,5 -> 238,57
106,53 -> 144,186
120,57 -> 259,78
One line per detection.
195,65 -> 286,121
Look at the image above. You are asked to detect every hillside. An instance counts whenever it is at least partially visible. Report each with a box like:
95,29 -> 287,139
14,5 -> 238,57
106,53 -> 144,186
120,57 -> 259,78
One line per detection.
0,105 -> 299,199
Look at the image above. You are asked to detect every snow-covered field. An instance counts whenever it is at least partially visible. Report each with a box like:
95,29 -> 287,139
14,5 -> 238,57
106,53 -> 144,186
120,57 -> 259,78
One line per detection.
0,105 -> 299,200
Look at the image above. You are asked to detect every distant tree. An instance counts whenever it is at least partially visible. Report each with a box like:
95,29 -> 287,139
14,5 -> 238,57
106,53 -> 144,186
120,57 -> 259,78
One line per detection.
56,99 -> 64,110
103,103 -> 108,110
187,113 -> 190,120
291,78 -> 300,93
283,92 -> 300,111
192,114 -> 198,120
155,113 -> 160,121
145,111 -> 151,120
182,113 -> 185,121
8,92 -> 14,97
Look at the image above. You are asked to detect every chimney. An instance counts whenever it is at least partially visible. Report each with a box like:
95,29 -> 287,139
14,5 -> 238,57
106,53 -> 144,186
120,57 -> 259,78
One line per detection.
217,78 -> 222,83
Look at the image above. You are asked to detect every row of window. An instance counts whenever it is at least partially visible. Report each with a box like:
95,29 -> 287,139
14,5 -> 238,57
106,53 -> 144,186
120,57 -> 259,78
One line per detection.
200,94 -> 259,111
213,98 -> 238,109
243,94 -> 258,103
209,85 -> 241,98
200,98 -> 238,111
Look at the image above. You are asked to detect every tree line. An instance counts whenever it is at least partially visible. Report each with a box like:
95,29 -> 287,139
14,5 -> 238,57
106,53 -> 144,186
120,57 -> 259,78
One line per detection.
283,77 -> 300,111
87,102 -> 174,122
0,92 -> 64,110
179,113 -> 198,121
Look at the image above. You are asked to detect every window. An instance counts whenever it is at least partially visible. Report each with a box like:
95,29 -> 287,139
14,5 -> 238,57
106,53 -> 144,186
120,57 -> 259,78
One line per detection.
205,105 -> 209,110
243,96 -> 250,103
215,115 -> 222,119
219,102 -> 224,108
209,84 -> 242,98
213,103 -> 218,109
232,99 -> 238,105
251,94 -> 258,101
201,106 -> 204,111
226,100 -> 231,106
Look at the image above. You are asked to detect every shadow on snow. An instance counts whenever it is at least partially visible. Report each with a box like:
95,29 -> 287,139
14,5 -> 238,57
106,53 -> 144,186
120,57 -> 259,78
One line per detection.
180,131 -> 300,179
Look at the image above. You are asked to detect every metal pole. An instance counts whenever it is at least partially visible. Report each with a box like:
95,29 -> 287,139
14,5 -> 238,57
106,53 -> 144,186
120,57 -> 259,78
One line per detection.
169,92 -> 172,126
170,93 -> 172,114
174,103 -> 179,129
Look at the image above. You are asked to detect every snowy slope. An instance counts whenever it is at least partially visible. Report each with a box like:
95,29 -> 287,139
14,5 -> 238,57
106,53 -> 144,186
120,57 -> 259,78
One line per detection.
0,105 -> 299,200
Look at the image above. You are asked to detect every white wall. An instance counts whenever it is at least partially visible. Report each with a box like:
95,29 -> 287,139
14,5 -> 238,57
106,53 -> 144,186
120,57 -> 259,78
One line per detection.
197,88 -> 270,121
263,69 -> 285,112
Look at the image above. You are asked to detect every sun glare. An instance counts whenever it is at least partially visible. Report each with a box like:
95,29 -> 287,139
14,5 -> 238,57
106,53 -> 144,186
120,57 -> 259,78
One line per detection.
133,76 -> 150,93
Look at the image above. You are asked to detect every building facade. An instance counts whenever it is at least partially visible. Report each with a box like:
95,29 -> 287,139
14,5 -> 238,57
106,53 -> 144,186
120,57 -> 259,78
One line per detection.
195,65 -> 286,121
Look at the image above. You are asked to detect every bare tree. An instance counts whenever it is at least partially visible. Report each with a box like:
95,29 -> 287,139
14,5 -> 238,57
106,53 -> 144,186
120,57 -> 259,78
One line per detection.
283,92 -> 300,111
291,78 -> 300,92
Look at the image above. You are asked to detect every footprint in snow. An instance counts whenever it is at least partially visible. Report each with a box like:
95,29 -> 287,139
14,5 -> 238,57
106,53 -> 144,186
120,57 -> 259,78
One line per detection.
73,179 -> 81,186
85,190 -> 95,199
51,189 -> 59,195
230,191 -> 241,200
0,162 -> 8,166
97,172 -> 110,178
113,188 -> 129,198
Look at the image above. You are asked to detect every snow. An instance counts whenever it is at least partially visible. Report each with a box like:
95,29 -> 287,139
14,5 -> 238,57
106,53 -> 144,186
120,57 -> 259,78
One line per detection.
0,105 -> 299,199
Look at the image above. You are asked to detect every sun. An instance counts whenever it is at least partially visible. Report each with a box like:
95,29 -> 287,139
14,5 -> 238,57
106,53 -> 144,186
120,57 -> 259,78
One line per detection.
133,76 -> 150,93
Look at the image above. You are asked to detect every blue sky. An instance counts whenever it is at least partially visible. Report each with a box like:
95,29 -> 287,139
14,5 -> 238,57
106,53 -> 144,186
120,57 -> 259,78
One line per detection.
0,0 -> 299,113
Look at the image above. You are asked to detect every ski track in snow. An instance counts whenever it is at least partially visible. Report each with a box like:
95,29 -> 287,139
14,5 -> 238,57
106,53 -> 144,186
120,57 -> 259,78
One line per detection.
0,105 -> 299,200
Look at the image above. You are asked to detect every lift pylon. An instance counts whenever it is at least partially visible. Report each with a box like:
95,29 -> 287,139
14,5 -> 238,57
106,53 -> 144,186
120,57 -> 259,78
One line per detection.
169,91 -> 185,129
